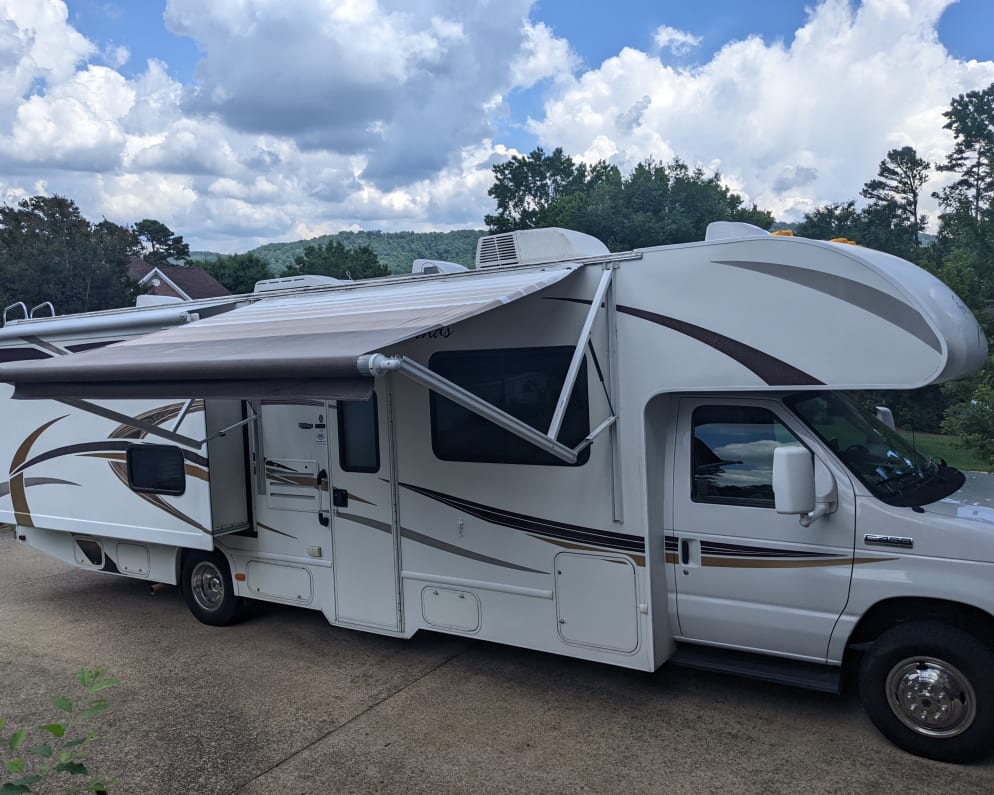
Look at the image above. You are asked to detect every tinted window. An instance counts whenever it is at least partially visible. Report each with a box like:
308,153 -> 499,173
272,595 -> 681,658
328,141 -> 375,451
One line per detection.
127,444 -> 186,495
692,405 -> 801,507
338,394 -> 380,473
430,347 -> 589,466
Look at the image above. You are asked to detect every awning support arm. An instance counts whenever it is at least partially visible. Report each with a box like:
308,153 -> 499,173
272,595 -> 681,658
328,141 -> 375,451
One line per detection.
58,399 -> 205,448
359,354 -> 580,464
547,264 -> 615,440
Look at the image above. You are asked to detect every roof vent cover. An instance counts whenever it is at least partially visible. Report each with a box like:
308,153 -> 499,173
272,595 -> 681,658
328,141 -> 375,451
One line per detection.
475,228 -> 609,269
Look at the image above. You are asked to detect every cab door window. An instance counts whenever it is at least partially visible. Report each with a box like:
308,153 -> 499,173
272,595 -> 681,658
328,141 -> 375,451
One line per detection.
691,405 -> 802,507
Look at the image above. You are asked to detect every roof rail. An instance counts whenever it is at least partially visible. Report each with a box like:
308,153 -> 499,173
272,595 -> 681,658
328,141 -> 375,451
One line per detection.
3,302 -> 28,324
30,302 -> 55,318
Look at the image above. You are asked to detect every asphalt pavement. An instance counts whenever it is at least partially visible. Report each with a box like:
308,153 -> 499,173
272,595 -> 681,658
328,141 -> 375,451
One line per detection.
1,525 -> 992,794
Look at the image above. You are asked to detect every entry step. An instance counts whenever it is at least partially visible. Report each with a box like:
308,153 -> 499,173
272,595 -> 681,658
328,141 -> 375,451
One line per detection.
668,644 -> 841,694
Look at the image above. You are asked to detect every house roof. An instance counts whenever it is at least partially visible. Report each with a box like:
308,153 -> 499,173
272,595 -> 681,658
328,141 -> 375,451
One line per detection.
128,259 -> 230,300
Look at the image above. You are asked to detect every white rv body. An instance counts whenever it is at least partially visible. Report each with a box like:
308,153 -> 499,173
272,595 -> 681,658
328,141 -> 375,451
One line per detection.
2,224 -> 993,761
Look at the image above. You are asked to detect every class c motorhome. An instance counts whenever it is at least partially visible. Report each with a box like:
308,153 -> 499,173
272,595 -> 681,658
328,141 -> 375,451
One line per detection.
1,222 -> 992,762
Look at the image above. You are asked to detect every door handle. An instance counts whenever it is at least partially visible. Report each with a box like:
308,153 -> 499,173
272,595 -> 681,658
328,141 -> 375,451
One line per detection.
679,538 -> 700,569
316,469 -> 330,525
332,488 -> 349,508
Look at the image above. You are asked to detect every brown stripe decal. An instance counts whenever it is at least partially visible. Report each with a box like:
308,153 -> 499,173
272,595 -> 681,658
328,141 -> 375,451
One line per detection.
546,297 -> 822,386
401,482 -> 646,554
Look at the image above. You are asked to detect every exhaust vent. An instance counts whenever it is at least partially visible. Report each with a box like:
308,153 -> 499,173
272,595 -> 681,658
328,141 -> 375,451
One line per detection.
475,228 -> 609,269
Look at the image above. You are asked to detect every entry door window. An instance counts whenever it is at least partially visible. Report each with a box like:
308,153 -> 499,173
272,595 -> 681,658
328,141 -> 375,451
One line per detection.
338,394 -> 380,473
691,405 -> 802,507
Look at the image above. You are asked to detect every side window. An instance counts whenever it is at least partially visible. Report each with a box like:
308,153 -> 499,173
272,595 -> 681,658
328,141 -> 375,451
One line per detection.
338,393 -> 380,473
691,405 -> 801,507
429,347 -> 590,466
127,444 -> 186,495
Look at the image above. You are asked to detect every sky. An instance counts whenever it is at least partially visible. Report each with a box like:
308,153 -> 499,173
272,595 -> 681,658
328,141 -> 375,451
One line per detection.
1,0 -> 992,253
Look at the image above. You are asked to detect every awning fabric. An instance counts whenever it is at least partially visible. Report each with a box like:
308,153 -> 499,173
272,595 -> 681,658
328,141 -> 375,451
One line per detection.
0,265 -> 579,400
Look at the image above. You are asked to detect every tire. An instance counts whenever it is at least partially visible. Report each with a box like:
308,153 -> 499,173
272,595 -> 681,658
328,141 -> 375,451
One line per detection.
181,550 -> 242,626
859,621 -> 994,762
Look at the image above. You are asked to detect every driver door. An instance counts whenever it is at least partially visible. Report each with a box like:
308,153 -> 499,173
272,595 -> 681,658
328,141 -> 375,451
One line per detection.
670,397 -> 856,660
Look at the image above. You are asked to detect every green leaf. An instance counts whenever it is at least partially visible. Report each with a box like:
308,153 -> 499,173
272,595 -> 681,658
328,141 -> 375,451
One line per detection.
39,724 -> 65,738
10,776 -> 41,787
7,728 -> 27,751
0,718 -> 6,731
0,782 -> 31,794
3,758 -> 24,774
25,743 -> 52,757
63,737 -> 90,749
79,701 -> 109,720
55,761 -> 88,775
50,695 -> 73,713
87,678 -> 118,693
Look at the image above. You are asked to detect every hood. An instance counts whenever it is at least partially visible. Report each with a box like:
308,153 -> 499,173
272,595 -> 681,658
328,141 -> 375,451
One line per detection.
926,471 -> 994,526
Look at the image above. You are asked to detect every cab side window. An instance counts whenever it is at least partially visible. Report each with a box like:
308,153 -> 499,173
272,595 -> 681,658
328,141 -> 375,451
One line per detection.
691,405 -> 801,507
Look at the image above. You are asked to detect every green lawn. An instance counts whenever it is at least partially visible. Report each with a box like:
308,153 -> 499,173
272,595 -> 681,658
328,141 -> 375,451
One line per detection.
897,430 -> 993,472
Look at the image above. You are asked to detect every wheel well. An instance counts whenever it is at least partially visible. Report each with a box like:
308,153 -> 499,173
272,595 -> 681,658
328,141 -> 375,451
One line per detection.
175,547 -> 222,590
848,598 -> 994,652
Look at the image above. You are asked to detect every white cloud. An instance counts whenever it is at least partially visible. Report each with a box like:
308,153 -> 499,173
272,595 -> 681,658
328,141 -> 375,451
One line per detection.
529,0 -> 994,226
653,25 -> 701,56
0,0 -> 990,254
510,20 -> 577,88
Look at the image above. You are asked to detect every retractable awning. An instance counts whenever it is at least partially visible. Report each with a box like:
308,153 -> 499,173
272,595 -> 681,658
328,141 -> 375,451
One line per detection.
0,265 -> 580,401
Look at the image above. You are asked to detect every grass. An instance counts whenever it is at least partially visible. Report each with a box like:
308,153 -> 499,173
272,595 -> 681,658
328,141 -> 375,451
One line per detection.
897,430 -> 993,472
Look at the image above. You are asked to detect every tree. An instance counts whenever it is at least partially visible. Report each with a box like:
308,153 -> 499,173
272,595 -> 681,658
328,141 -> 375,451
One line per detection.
0,196 -> 136,317
860,146 -> 930,251
283,240 -> 388,280
485,147 -> 618,233
489,151 -> 774,251
133,219 -> 191,267
201,252 -> 273,294
936,84 -> 994,225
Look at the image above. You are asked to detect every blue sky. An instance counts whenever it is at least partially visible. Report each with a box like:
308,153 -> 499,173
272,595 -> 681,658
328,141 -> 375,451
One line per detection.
2,1 -> 993,251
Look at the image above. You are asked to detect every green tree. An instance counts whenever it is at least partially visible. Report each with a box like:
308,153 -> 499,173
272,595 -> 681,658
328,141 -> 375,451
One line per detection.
794,201 -> 861,241
0,196 -> 136,318
485,147 -> 618,233
860,146 -> 930,254
201,252 -> 272,294
936,84 -> 994,225
496,153 -> 774,251
133,219 -> 191,267
283,240 -> 388,280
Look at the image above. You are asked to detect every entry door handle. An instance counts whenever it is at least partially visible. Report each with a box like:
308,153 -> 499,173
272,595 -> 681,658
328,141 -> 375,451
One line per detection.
316,469 -> 330,525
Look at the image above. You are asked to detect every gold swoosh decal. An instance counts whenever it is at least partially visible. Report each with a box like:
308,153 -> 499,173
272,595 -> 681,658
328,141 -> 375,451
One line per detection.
9,416 -> 67,527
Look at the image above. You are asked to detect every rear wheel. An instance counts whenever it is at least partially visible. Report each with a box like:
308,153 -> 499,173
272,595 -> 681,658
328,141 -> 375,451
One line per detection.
859,621 -> 994,762
181,550 -> 241,626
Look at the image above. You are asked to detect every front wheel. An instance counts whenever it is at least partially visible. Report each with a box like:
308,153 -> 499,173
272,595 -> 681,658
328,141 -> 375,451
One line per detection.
859,621 -> 994,762
181,550 -> 242,626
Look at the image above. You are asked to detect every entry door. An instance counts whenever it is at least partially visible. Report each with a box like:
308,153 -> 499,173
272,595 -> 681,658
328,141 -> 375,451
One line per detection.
327,390 -> 400,630
670,398 -> 855,661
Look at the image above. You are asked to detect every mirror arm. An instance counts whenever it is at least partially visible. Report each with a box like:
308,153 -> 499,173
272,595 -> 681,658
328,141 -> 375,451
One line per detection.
799,500 -> 834,527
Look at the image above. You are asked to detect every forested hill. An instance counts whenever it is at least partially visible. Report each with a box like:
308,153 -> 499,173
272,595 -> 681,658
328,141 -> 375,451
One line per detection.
197,229 -> 486,275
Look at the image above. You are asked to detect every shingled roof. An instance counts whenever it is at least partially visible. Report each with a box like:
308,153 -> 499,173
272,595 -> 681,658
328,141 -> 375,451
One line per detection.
128,259 -> 231,300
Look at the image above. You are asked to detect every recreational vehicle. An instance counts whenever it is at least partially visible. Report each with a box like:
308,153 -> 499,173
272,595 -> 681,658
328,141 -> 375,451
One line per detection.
1,223 -> 993,762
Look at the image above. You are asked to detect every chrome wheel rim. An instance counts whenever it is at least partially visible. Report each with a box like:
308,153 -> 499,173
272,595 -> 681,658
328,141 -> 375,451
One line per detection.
190,561 -> 226,612
886,656 -> 976,738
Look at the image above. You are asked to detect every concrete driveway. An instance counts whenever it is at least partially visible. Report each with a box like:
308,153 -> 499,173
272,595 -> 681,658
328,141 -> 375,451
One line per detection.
1,525 -> 992,794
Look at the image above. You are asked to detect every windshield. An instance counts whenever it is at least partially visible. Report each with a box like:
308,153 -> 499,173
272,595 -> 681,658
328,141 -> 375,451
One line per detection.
785,391 -> 963,507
